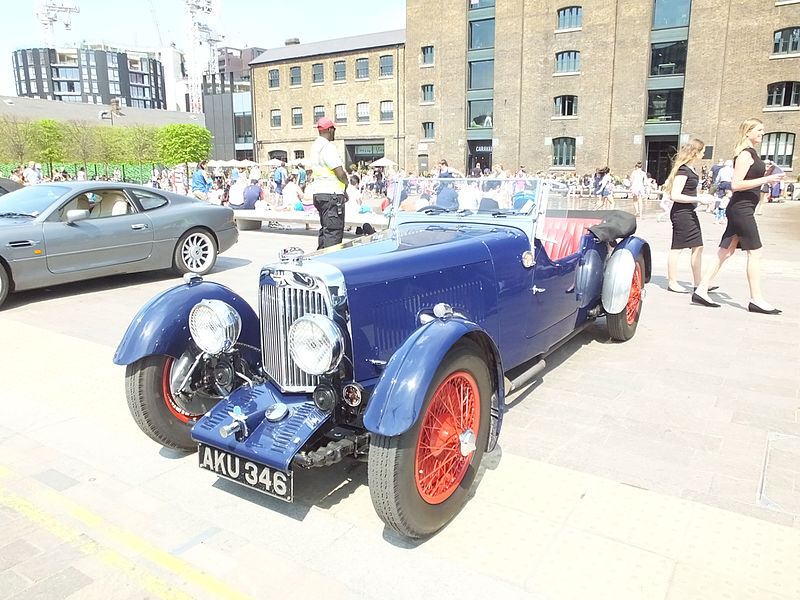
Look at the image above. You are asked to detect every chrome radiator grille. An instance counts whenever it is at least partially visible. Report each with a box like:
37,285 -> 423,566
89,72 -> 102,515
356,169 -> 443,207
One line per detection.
259,276 -> 331,392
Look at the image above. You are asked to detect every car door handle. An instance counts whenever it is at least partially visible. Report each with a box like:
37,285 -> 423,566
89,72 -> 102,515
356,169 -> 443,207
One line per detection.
131,223 -> 149,230
532,286 -> 546,294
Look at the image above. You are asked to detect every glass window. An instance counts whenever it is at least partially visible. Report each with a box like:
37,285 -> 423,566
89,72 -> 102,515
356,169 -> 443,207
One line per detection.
647,89 -> 684,121
653,0 -> 691,30
557,6 -> 582,29
554,95 -> 578,116
335,103 -> 347,123
421,45 -> 435,65
469,60 -> 494,89
468,99 -> 493,128
422,121 -> 435,139
294,150 -> 305,159
270,109 -> 281,127
130,189 -> 168,210
290,66 -> 301,86
650,40 -> 688,76
469,19 -> 495,50
555,51 -> 581,73
234,113 -> 253,143
313,105 -> 325,121
421,84 -> 435,103
379,55 -> 394,77
773,27 -> 800,54
356,58 -> 369,79
380,100 -> 394,121
334,60 -> 346,81
357,102 -> 369,122
292,107 -> 303,126
767,82 -> 800,107
268,69 -> 279,88
552,137 -> 576,167
761,132 -> 795,169
312,63 -> 324,83
468,0 -> 495,8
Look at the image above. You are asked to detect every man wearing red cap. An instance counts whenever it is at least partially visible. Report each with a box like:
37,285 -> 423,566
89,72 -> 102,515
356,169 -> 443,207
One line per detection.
310,117 -> 349,248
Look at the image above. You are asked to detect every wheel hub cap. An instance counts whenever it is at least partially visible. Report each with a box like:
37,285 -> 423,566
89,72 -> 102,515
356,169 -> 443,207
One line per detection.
459,428 -> 476,457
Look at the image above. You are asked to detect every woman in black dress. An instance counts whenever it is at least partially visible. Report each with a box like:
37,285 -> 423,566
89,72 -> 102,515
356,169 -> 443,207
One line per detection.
664,138 -> 715,293
693,118 -> 785,313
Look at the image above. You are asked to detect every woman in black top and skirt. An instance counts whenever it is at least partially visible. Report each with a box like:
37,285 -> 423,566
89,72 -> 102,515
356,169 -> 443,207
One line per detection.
665,138 -> 715,293
694,118 -> 785,313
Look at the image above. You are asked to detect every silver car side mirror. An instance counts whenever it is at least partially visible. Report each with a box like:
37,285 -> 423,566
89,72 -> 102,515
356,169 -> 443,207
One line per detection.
66,209 -> 89,224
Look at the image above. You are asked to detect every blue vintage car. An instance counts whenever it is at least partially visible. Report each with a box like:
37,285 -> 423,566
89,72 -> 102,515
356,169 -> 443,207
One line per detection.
114,177 -> 651,538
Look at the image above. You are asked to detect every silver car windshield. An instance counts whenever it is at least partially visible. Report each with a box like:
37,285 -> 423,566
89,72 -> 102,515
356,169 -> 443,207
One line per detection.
388,177 -> 543,217
0,185 -> 69,217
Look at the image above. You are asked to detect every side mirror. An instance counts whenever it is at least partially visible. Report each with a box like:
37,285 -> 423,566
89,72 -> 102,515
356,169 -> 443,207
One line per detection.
66,209 -> 90,224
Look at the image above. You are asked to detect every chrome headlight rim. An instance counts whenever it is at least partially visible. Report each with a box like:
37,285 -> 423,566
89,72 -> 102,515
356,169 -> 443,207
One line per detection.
188,299 -> 242,355
288,314 -> 344,376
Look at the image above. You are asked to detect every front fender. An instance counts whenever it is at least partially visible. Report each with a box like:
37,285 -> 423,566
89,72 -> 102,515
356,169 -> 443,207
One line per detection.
113,280 -> 260,366
601,236 -> 651,314
363,318 -> 504,448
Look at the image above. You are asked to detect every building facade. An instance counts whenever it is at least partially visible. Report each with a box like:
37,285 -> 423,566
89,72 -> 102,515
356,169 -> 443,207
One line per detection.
405,0 -> 799,182
250,31 -> 406,168
203,74 -> 254,160
13,46 -> 168,110
217,46 -> 266,82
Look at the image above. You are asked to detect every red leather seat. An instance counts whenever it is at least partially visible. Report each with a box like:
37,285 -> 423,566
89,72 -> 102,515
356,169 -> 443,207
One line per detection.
540,217 -> 602,261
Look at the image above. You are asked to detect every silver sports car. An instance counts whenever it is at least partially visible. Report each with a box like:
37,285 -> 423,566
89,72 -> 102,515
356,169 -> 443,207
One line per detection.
0,182 -> 238,308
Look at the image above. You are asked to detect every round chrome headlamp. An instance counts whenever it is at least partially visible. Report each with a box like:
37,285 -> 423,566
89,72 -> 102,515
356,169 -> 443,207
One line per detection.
288,315 -> 344,375
188,299 -> 242,355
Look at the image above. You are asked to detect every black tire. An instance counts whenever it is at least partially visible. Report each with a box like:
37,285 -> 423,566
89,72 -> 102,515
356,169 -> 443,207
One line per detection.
368,340 -> 491,538
173,228 -> 217,276
0,264 -> 9,309
125,354 -> 213,451
607,254 -> 645,341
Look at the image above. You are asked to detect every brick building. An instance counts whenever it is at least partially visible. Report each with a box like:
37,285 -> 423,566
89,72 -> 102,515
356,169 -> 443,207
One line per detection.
250,31 -> 406,169
405,0 -> 798,182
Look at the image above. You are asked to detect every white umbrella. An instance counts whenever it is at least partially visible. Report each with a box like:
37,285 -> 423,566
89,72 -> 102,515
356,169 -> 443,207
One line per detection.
369,157 -> 396,168
207,159 -> 224,167
263,158 -> 283,167
239,159 -> 257,167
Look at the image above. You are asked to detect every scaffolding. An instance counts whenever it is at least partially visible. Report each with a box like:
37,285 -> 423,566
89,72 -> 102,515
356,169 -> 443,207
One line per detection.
185,0 -> 223,113
36,0 -> 80,48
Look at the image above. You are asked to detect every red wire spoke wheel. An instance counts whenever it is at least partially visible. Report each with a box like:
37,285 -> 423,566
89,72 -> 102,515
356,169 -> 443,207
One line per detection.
368,341 -> 491,538
415,371 -> 480,504
607,254 -> 646,341
160,356 -> 205,423
625,261 -> 643,325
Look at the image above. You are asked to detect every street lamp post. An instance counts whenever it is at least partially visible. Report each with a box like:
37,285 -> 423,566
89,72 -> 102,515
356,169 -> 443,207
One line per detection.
99,98 -> 124,126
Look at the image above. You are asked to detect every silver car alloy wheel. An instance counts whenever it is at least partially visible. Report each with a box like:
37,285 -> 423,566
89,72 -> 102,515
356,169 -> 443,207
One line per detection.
181,232 -> 213,272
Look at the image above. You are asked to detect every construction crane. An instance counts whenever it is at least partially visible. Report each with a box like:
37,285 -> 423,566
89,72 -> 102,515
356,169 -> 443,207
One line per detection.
185,0 -> 223,113
148,0 -> 164,46
36,0 -> 80,48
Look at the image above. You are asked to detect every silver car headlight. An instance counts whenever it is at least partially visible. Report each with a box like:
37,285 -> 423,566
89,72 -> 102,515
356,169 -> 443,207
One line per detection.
288,315 -> 344,375
189,299 -> 242,355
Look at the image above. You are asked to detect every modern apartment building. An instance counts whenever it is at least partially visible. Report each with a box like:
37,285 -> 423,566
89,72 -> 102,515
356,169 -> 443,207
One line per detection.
203,73 -> 255,160
250,31 -> 406,167
12,46 -> 168,110
405,0 -> 799,181
217,46 -> 266,82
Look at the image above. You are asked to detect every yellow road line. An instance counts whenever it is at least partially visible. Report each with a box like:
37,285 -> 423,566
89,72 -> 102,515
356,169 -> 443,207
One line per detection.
0,489 -> 193,600
0,465 -> 254,600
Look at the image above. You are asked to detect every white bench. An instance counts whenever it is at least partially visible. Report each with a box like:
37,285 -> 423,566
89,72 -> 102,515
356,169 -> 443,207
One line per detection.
232,209 -> 389,232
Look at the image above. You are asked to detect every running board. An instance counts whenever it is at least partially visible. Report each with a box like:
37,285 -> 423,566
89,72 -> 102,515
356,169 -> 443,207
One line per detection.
504,359 -> 547,395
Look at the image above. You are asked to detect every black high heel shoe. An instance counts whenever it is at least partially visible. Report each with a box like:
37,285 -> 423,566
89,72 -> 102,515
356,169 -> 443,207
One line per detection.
691,292 -> 721,308
748,303 -> 782,315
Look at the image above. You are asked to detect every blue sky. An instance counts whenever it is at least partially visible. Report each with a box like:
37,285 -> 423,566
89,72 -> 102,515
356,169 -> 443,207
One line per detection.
1,0 -> 406,96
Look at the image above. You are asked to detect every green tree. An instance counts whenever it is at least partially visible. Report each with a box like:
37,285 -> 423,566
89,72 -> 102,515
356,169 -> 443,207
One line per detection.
0,116 -> 34,164
157,124 -> 212,167
65,120 -> 98,169
31,119 -> 67,176
95,127 -> 126,176
125,125 -> 158,168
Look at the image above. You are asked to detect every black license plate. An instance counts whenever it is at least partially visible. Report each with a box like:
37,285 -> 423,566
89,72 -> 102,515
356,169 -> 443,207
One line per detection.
198,443 -> 293,502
